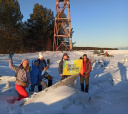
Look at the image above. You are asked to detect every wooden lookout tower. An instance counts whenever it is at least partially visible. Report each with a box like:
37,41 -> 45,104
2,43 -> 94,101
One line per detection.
53,0 -> 72,51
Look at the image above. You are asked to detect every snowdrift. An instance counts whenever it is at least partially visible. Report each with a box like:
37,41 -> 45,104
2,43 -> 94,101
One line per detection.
0,50 -> 128,114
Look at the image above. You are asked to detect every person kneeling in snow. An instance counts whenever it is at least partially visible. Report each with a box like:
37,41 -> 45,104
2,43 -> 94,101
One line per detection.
80,54 -> 92,93
37,52 -> 52,91
8,51 -> 31,101
29,60 -> 47,92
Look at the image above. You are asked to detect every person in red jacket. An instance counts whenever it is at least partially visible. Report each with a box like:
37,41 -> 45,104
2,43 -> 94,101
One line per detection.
80,54 -> 92,93
105,51 -> 109,57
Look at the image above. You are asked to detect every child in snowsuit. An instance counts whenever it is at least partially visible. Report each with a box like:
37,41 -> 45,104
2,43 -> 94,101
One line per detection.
30,60 -> 47,92
8,51 -> 31,101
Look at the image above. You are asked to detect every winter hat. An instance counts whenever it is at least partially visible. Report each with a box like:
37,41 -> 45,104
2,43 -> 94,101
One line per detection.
63,53 -> 69,58
39,52 -> 43,59
20,59 -> 29,71
21,59 -> 29,64
20,59 -> 29,69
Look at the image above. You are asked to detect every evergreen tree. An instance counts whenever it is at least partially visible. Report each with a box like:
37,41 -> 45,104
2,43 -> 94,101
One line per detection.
0,0 -> 23,53
25,3 -> 54,51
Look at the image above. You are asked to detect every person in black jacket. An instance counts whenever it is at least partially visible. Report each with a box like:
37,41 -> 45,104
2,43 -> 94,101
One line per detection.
37,52 -> 52,91
58,53 -> 70,80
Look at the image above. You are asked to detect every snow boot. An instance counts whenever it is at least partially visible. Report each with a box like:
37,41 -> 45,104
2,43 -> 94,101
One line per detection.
38,85 -> 42,92
46,75 -> 52,87
85,84 -> 89,93
48,80 -> 52,87
81,83 -> 84,92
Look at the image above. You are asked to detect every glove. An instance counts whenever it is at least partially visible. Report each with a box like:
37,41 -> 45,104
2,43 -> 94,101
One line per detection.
29,85 -> 31,92
9,51 -> 14,59
41,70 -> 46,75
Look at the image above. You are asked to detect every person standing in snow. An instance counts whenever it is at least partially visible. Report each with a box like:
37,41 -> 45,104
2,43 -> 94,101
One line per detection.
37,52 -> 52,91
105,51 -> 109,57
8,51 -> 31,101
58,53 -> 70,80
80,54 -> 92,93
30,60 -> 47,92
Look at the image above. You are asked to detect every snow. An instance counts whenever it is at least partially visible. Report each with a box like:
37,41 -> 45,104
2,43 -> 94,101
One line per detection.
0,50 -> 128,114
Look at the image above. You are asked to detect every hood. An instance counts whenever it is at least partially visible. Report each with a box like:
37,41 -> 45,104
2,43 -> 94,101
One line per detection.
32,60 -> 39,67
32,60 -> 35,67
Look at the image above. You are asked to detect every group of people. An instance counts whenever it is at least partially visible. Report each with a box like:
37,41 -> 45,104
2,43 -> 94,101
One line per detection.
9,52 -> 52,101
59,53 -> 92,93
8,51 -> 92,101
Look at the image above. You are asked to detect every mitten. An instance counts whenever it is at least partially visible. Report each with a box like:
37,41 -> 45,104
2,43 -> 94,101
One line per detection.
29,85 -> 31,92
9,51 -> 14,59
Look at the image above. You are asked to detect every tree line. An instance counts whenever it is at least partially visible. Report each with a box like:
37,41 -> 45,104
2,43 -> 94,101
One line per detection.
0,0 -> 55,54
73,47 -> 118,50
0,0 -> 117,54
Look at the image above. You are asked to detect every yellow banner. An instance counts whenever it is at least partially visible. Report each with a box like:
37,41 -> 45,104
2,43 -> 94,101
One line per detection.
63,59 -> 83,75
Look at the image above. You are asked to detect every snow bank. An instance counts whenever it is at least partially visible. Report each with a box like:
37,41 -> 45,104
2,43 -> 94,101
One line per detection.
0,50 -> 128,114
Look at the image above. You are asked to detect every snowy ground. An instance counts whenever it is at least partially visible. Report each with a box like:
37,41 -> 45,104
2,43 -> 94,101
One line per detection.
0,50 -> 128,114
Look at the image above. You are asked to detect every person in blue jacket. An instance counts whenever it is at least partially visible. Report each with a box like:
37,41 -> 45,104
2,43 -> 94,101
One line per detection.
30,60 -> 47,92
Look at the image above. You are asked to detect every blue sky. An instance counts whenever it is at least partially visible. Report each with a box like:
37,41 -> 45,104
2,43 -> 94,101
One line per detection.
18,0 -> 128,49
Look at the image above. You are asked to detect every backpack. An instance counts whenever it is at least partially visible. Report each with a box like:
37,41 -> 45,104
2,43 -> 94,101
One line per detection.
37,59 -> 47,66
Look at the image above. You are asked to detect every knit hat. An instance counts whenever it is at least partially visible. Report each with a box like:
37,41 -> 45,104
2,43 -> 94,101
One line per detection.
39,52 -> 43,59
63,53 -> 69,58
21,59 -> 29,64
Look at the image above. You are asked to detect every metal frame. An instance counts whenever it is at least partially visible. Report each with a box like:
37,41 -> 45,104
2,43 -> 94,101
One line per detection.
53,0 -> 72,51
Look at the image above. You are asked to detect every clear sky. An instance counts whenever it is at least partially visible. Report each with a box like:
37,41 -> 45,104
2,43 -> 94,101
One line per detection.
18,0 -> 128,49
